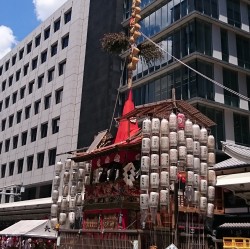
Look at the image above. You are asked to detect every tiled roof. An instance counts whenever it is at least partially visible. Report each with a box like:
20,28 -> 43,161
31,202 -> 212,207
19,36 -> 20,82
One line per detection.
222,142 -> 250,164
219,223 -> 250,228
214,157 -> 247,170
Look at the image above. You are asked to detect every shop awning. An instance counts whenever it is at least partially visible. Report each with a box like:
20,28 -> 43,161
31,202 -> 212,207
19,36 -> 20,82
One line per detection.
0,220 -> 56,238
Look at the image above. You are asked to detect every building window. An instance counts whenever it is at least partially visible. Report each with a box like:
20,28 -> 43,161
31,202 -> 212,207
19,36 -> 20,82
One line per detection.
0,66 -> 2,76
0,101 -> 2,112
12,54 -> 16,66
48,67 -> 55,82
28,81 -> 34,94
54,18 -> 60,32
9,75 -> 13,86
25,105 -> 31,119
31,126 -> 37,142
2,80 -> 6,91
247,76 -> 250,110
1,119 -> 6,131
27,42 -> 32,54
27,155 -> 34,171
64,9 -> 72,24
20,86 -> 25,99
234,113 -> 249,146
16,110 -> 22,124
38,74 -> 44,88
61,34 -> 69,49
52,117 -> 60,134
13,135 -> 18,149
58,60 -> 66,76
1,164 -> 6,178
5,60 -> 9,71
35,34 -> 41,47
41,122 -> 48,138
32,57 -> 38,70
0,142 -> 2,154
5,139 -> 10,152
41,49 -> 47,64
12,91 -> 17,104
48,148 -> 57,166
9,161 -> 14,176
227,0 -> 241,28
55,88 -> 63,104
223,68 -> 239,107
221,29 -> 229,62
51,42 -> 58,57
18,158 -> 24,174
21,131 -> 27,146
37,151 -> 45,169
5,96 -> 10,108
23,63 -> 29,76
9,115 -> 14,127
236,35 -> 250,70
19,48 -> 24,60
44,94 -> 51,110
44,26 -> 50,40
16,69 -> 21,81
34,99 -> 41,115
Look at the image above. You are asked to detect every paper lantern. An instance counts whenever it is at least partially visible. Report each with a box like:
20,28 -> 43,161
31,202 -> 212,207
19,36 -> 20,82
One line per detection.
65,159 -> 72,171
169,149 -> 178,164
207,203 -> 214,218
150,173 -> 159,189
142,118 -> 151,136
160,171 -> 169,187
187,171 -> 194,185
186,154 -> 194,169
160,153 -> 169,169
160,118 -> 169,136
77,181 -> 84,192
208,186 -> 215,202
200,179 -> 208,194
141,156 -> 150,173
177,113 -> 185,129
169,112 -> 177,131
200,146 -> 208,161
53,176 -> 60,187
200,197 -> 207,211
76,193 -> 83,206
169,132 -> 177,147
141,137 -> 151,154
193,157 -> 200,173
178,129 -> 185,145
55,161 -> 63,174
68,212 -> 75,224
186,137 -> 193,153
193,190 -> 200,205
78,162 -> 85,169
62,185 -> 69,197
151,154 -> 159,170
193,141 -> 200,156
192,124 -> 200,141
59,212 -> 67,225
193,174 -> 200,188
85,175 -> 90,185
69,197 -> 76,210
160,136 -> 169,152
149,192 -> 159,208
63,172 -> 70,184
208,170 -> 216,186
85,163 -> 91,175
52,190 -> 59,203
184,119 -> 193,137
61,198 -> 68,211
151,118 -> 160,135
160,189 -> 169,205
200,162 -> 208,176
50,218 -> 58,228
170,166 -> 177,181
140,175 -> 149,191
51,204 -> 58,217
151,136 -> 160,152
207,135 -> 215,151
71,170 -> 78,182
140,194 -> 149,209
179,146 -> 187,160
208,152 -> 215,166
78,168 -> 85,180
200,127 -> 208,144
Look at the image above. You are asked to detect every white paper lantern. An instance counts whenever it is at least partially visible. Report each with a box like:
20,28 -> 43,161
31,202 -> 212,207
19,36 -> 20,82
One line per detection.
193,157 -> 200,173
208,186 -> 215,202
200,179 -> 208,194
151,118 -> 160,135
178,129 -> 185,145
193,141 -> 200,156
63,172 -> 70,184
186,154 -> 194,169
193,190 -> 200,205
141,156 -> 150,173
85,163 -> 91,175
69,197 -> 76,210
200,162 -> 208,176
200,197 -> 207,211
187,171 -> 194,185
62,185 -> 69,197
169,132 -> 177,147
160,137 -> 169,152
141,138 -> 151,154
208,152 -> 215,166
51,204 -> 58,217
61,198 -> 68,211
71,170 -> 78,182
150,154 -> 159,170
208,170 -> 216,186
85,175 -> 90,185
59,212 -> 67,225
160,171 -> 169,187
140,175 -> 149,191
68,212 -> 75,224
160,118 -> 169,136
149,192 -> 159,208
50,218 -> 58,228
193,174 -> 200,188
140,194 -> 149,209
151,136 -> 160,152
160,153 -> 169,169
65,159 -> 72,171
169,149 -> 178,164
185,119 -> 193,137
77,181 -> 84,192
200,146 -> 208,161
186,137 -> 193,153
207,203 -> 214,218
160,189 -> 169,205
78,168 -> 85,180
177,113 -> 185,129
207,135 -> 215,151
192,124 -> 200,141
53,176 -> 60,187
150,173 -> 159,189
71,161 -> 78,171
170,166 -> 177,181
142,118 -> 151,136
55,161 -> 63,174
52,190 -> 59,203
76,193 -> 83,206
200,127 -> 208,144
179,146 -> 187,160
169,112 -> 177,131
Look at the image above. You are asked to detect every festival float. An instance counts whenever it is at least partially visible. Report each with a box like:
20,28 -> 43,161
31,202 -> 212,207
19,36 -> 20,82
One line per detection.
49,0 -> 224,248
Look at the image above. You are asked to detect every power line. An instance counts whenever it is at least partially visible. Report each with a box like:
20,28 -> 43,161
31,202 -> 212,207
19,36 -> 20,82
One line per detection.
141,32 -> 250,102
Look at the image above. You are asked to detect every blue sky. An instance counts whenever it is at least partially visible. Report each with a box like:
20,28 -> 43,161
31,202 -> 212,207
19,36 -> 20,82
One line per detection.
0,0 -> 67,59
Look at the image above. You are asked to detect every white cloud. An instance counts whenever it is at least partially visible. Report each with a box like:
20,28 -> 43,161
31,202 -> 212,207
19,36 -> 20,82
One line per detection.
0,26 -> 17,59
33,0 -> 68,21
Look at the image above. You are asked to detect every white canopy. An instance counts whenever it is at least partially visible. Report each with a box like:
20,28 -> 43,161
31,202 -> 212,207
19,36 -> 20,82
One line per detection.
0,220 -> 56,239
